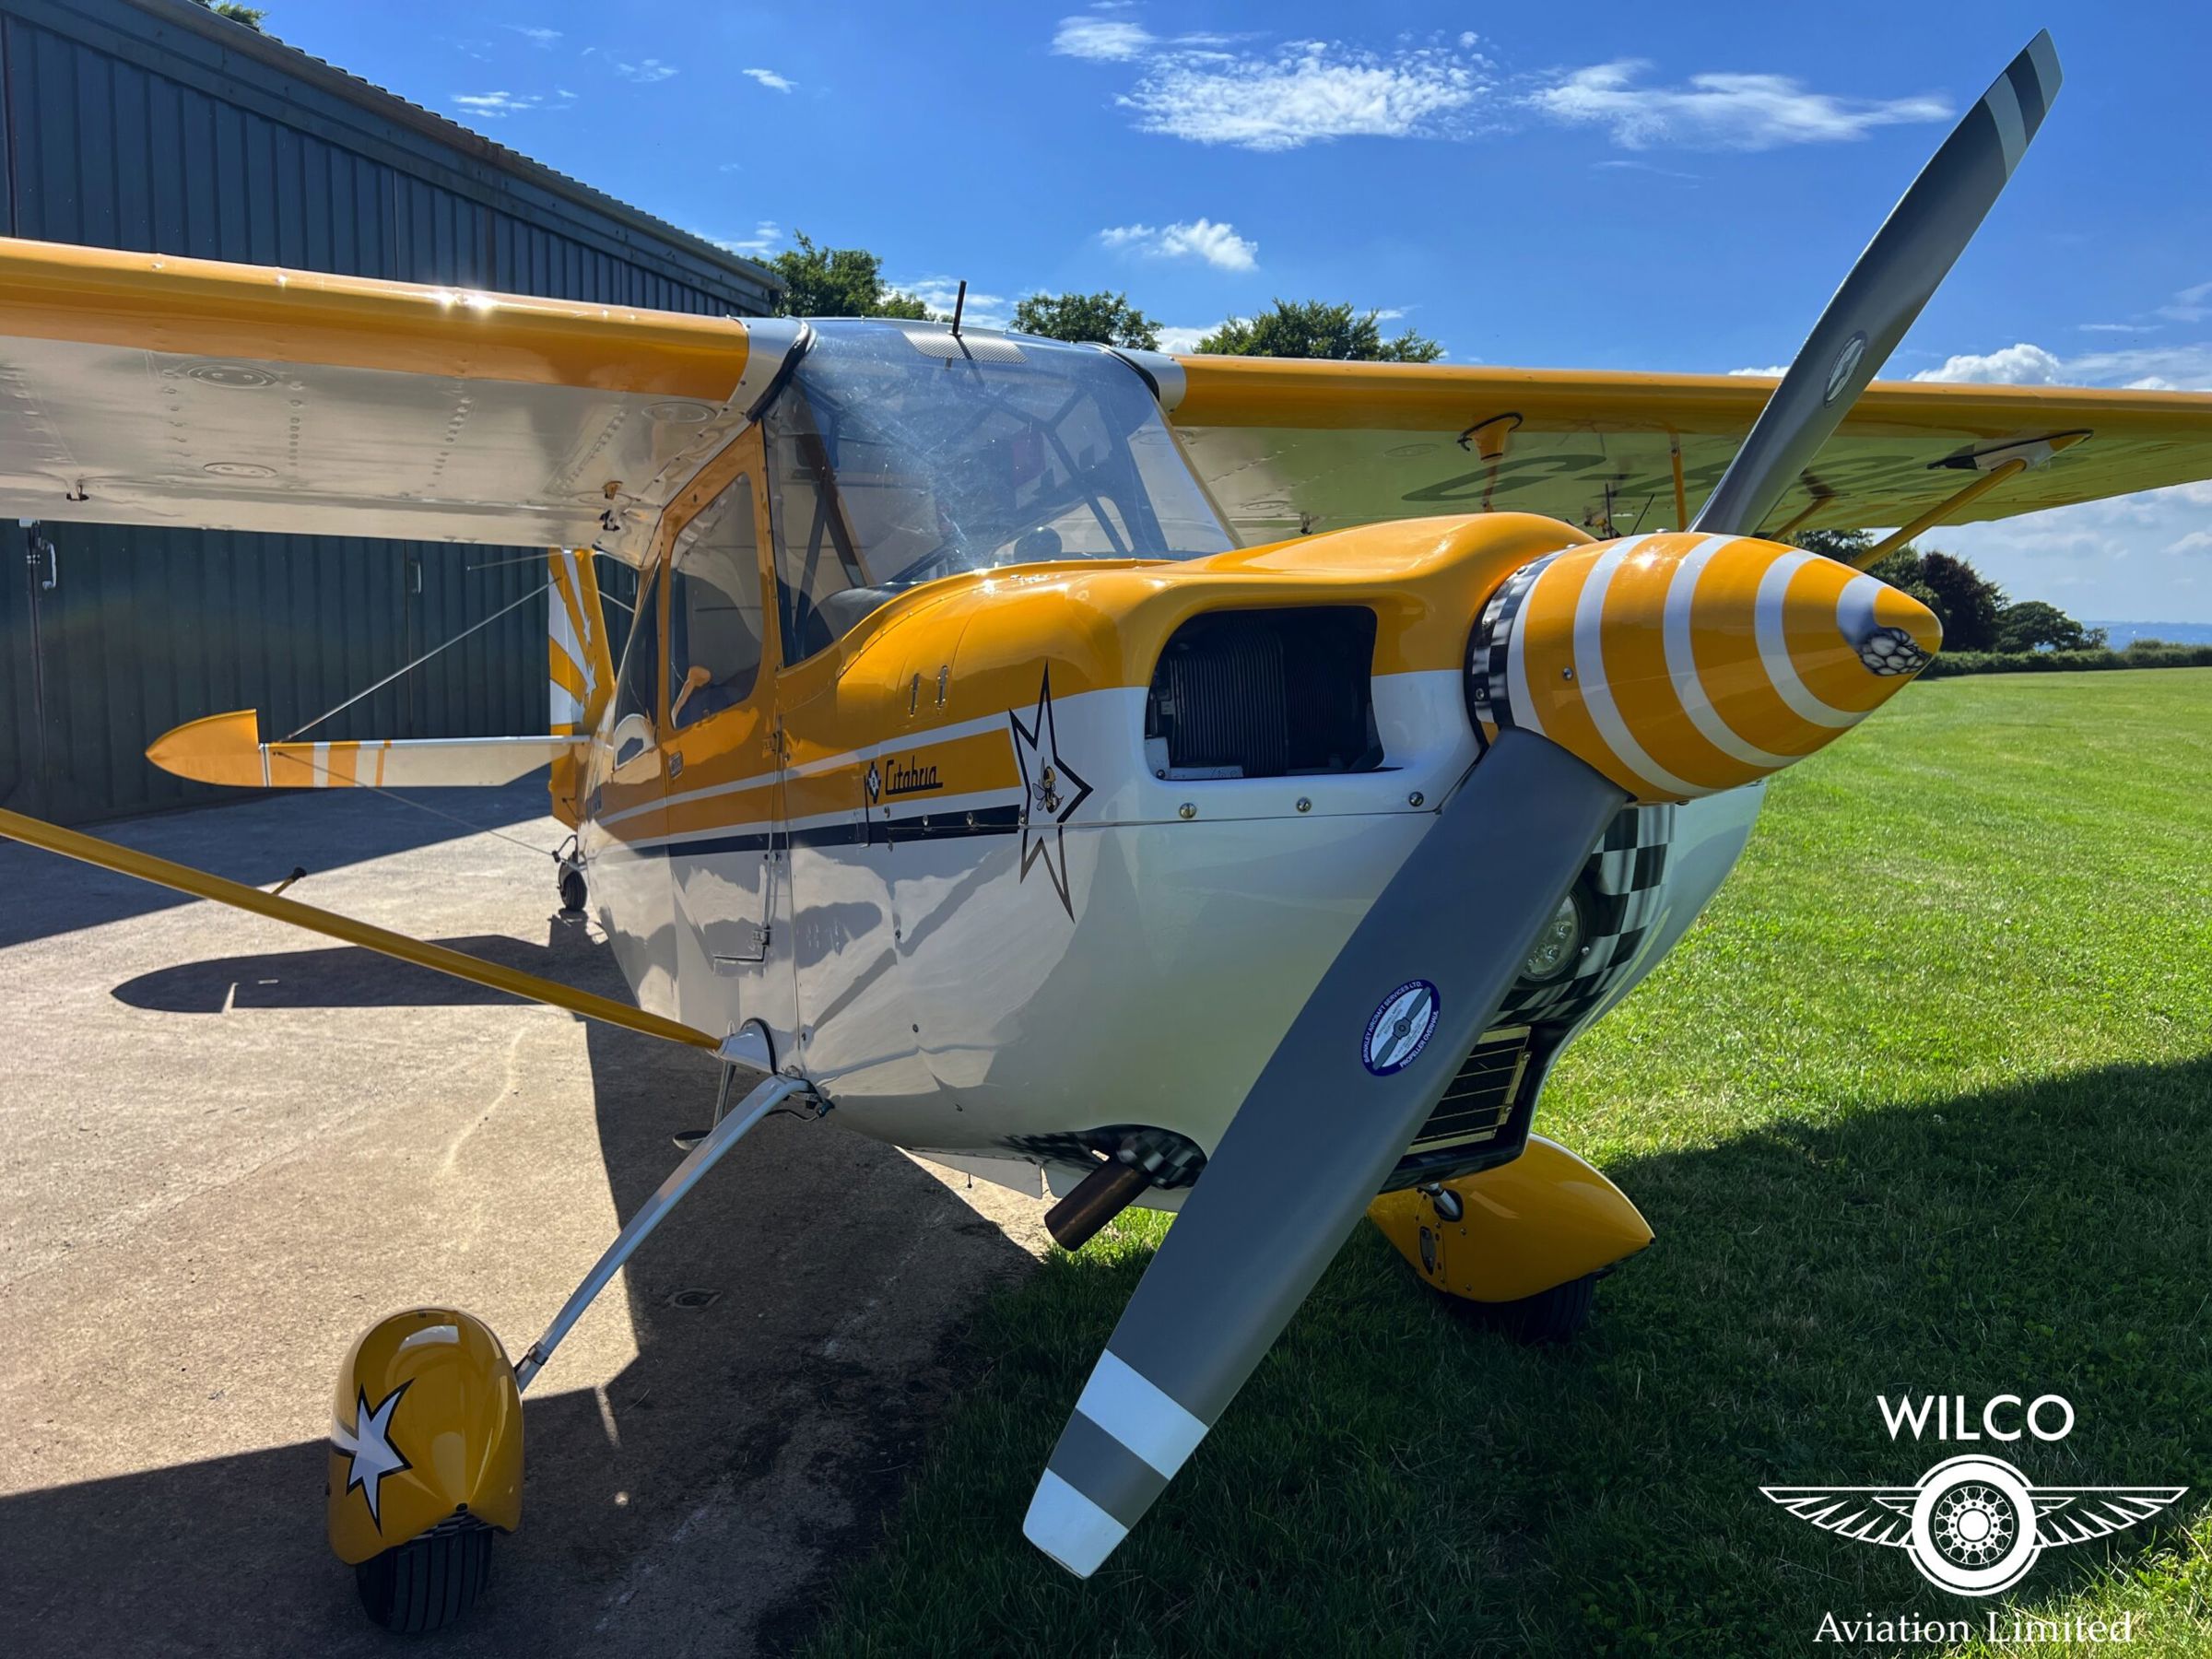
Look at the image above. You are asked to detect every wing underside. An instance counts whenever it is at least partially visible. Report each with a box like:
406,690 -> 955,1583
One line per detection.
0,237 -> 780,559
1165,359 -> 2212,544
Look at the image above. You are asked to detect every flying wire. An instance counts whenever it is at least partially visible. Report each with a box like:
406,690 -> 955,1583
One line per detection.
281,581 -> 554,743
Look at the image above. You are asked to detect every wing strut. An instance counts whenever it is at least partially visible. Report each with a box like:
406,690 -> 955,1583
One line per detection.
0,806 -> 717,1052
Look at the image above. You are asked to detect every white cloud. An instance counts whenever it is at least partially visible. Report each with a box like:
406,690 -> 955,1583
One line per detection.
1910,340 -> 2212,391
1531,62 -> 1947,150
707,221 -> 782,259
893,278 -> 1015,329
1119,40 -> 1486,151
1936,483 -> 2212,618
611,58 -> 678,83
504,25 -> 559,48
2155,280 -> 2212,324
1100,218 -> 1258,272
1155,324 -> 1215,353
1052,16 -> 1155,62
1911,342 -> 2065,384
451,88 -> 576,119
1879,339 -> 2212,619
744,67 -> 796,92
1728,364 -> 1790,378
1593,158 -> 1701,182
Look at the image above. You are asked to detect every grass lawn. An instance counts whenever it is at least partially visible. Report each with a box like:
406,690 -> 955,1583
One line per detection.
800,668 -> 2212,1658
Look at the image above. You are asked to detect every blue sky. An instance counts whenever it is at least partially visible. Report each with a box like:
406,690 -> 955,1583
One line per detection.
283,2 -> 2212,621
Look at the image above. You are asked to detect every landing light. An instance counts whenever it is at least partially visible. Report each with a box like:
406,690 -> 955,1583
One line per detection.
1519,890 -> 1584,983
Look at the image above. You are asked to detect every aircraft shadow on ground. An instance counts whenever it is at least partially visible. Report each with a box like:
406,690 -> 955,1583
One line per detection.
794,1053 -> 2212,1655
28,907 -> 2210,1652
0,782 -> 553,950
3,922 -> 1033,1658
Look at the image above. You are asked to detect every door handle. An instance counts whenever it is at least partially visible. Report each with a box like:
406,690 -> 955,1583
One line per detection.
669,751 -> 685,779
28,535 -> 54,591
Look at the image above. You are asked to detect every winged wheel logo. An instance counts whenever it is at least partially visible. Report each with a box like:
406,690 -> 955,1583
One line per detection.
1763,1453 -> 2185,1596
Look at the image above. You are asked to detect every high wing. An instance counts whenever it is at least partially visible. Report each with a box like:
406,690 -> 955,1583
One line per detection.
2033,1488 -> 2191,1547
0,236 -> 792,561
1759,1487 -> 1918,1548
1159,356 -> 2212,544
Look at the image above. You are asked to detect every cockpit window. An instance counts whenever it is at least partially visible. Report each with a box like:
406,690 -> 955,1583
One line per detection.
762,322 -> 1234,665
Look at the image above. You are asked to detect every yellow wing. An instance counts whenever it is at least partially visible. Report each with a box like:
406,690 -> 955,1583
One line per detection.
0,236 -> 793,560
1161,355 -> 2212,543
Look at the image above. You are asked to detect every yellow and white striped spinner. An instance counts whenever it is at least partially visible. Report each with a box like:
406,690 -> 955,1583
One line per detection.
1471,533 -> 1942,803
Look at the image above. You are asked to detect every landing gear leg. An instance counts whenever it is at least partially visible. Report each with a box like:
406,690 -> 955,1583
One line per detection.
513,1068 -> 818,1391
555,841 -> 587,915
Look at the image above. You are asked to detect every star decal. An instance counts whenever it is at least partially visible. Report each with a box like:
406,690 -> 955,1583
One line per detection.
1008,667 -> 1093,918
334,1382 -> 413,1530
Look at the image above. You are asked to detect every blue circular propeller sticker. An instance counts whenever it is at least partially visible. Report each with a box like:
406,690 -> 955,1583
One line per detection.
1362,980 -> 1441,1077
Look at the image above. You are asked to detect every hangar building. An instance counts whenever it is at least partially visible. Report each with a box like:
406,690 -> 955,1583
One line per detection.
0,0 -> 777,822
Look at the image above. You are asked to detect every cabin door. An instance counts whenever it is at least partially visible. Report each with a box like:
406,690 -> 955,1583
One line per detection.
658,432 -> 788,1041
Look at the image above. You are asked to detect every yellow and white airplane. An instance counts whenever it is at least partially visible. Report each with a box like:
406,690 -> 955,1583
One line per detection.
0,29 -> 2202,1633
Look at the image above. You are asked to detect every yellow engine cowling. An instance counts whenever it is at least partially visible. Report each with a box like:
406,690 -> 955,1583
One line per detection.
327,1308 -> 523,1565
1368,1136 -> 1653,1304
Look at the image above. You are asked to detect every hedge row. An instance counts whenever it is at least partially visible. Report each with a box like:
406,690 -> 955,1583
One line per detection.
1920,645 -> 2212,678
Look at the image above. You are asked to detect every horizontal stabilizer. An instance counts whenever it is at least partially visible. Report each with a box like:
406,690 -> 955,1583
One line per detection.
147,711 -> 580,790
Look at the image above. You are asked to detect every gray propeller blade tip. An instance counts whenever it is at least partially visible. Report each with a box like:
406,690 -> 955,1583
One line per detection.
1689,29 -> 2066,538
1989,32 -> 2064,175
1024,1471 -> 1124,1578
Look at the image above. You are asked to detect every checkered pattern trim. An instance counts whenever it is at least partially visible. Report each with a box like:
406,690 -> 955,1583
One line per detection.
1465,552 -> 1562,734
1497,803 -> 1677,1027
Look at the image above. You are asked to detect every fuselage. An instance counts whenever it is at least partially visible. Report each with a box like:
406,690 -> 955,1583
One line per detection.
562,318 -> 1936,1207
575,508 -> 1762,1205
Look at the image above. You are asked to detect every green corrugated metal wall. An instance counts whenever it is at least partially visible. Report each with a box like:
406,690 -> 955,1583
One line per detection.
0,0 -> 757,821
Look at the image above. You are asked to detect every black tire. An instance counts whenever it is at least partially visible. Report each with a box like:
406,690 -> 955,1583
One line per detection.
355,1523 -> 493,1634
558,867 -> 587,914
1493,1271 -> 1598,1345
1443,1271 -> 1600,1345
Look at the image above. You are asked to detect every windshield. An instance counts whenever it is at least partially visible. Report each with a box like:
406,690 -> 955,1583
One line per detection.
761,321 -> 1234,663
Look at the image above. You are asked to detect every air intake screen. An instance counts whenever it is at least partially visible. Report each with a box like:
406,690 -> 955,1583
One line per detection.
1147,607 -> 1378,779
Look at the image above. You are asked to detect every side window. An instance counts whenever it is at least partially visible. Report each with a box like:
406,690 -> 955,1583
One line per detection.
766,409 -> 877,666
668,475 -> 766,729
610,565 -> 662,730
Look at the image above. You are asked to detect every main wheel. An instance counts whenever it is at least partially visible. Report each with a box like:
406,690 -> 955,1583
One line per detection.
558,865 -> 587,914
354,1521 -> 493,1634
1461,1271 -> 1598,1345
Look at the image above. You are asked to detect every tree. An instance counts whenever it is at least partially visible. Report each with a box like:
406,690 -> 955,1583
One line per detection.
1012,290 -> 1160,351
1800,535 -> 2099,654
1195,300 -> 1443,362
1915,551 -> 2005,652
769,232 -> 930,321
1795,529 -> 1877,566
1995,600 -> 2104,653
194,0 -> 267,27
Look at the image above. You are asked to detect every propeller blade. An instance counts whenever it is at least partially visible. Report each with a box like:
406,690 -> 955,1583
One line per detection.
1691,30 -> 2062,537
1022,731 -> 1626,1576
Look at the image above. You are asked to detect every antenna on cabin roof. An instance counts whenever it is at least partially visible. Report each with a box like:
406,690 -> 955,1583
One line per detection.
950,279 -> 967,337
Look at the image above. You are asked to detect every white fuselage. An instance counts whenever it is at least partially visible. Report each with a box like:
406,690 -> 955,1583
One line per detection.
576,668 -> 1763,1200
